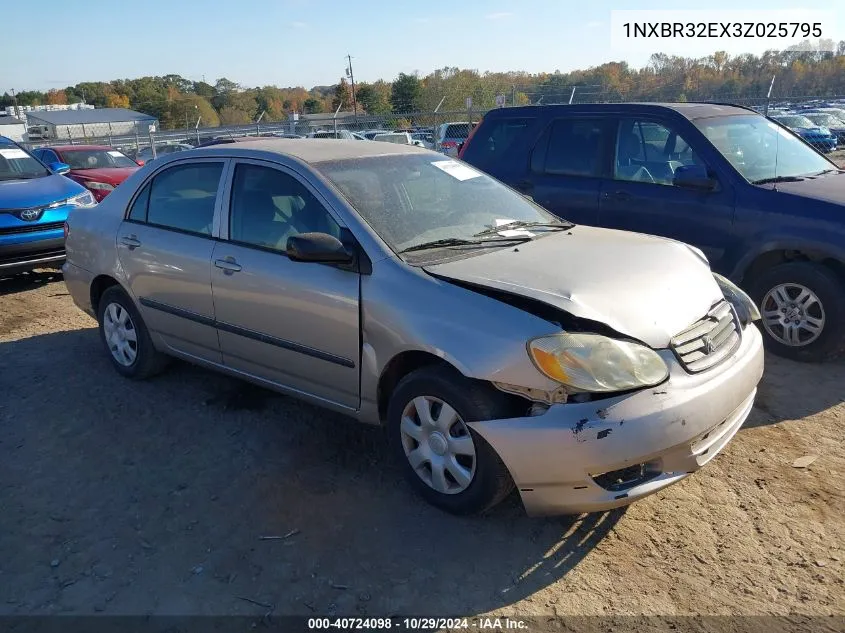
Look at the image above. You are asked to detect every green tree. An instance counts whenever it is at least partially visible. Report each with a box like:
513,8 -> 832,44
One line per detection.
332,78 -> 351,111
160,95 -> 219,130
218,105 -> 253,125
192,81 -> 215,98
356,81 -> 391,114
303,98 -> 324,114
390,73 -> 421,113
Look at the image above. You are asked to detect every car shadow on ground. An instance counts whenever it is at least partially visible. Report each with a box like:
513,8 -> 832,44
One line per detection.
1,328 -> 624,616
742,352 -> 845,429
0,270 -> 64,297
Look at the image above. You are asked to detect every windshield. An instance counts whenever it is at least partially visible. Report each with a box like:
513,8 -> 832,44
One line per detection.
772,115 -> 814,128
59,149 -> 138,169
0,146 -> 50,180
804,113 -> 845,128
695,114 -> 833,183
317,154 -> 561,256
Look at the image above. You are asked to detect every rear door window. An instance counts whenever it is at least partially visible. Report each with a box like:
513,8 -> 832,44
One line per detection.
461,117 -> 534,165
532,118 -> 610,177
138,162 -> 224,236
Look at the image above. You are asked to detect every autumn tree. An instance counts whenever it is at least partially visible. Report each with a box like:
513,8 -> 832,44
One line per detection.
106,93 -> 130,108
160,95 -> 219,130
46,89 -> 68,105
332,78 -> 351,111
356,81 -> 391,114
303,98 -> 324,114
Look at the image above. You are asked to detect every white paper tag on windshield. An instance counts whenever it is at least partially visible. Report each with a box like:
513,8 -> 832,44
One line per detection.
431,160 -> 482,181
493,219 -> 534,237
0,148 -> 29,159
107,150 -> 123,157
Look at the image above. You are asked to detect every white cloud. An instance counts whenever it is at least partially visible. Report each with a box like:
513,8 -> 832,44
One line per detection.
485,11 -> 514,20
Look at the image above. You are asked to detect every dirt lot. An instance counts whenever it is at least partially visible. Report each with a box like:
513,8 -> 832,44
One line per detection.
0,272 -> 843,621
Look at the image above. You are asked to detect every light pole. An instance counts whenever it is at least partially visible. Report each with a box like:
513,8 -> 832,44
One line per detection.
185,104 -> 197,141
346,54 -> 357,119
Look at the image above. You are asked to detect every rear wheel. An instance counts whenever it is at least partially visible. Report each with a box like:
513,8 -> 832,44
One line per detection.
97,286 -> 168,379
387,366 -> 515,515
749,262 -> 845,362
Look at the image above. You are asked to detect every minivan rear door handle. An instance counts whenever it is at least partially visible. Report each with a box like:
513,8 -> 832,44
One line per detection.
214,257 -> 242,274
119,235 -> 141,249
604,190 -> 632,201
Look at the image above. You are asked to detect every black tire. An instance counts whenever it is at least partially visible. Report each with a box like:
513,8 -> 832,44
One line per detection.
97,285 -> 168,379
387,365 -> 517,515
748,262 -> 845,362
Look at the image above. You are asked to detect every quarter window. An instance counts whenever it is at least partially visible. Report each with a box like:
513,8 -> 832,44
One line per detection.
229,164 -> 340,253
615,119 -> 705,186
143,162 -> 223,235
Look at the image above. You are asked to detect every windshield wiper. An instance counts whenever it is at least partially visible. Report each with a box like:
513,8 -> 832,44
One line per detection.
811,169 -> 840,176
473,220 -> 573,237
751,175 -> 806,185
398,236 -> 531,254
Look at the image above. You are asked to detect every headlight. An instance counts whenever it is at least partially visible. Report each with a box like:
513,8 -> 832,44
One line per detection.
713,273 -> 760,325
84,181 -> 114,191
527,333 -> 669,393
67,191 -> 96,207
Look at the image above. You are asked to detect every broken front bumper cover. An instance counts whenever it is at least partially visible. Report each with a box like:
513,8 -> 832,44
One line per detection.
469,324 -> 764,516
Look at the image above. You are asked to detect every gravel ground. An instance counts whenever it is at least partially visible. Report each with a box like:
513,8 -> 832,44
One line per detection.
0,271 -> 843,621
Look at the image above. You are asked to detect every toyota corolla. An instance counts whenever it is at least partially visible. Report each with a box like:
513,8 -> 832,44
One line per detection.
62,140 -> 764,516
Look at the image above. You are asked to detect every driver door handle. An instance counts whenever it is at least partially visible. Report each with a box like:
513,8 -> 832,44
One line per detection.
604,190 -> 632,201
119,235 -> 141,249
214,257 -> 242,274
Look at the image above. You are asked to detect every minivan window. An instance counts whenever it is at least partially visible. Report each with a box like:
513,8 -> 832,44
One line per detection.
145,162 -> 223,235
695,114 -> 833,183
461,117 -> 533,164
535,118 -> 607,177
615,119 -> 704,186
0,146 -> 50,180
229,163 -> 340,252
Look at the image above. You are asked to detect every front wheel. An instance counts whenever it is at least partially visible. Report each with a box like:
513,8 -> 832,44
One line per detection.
749,262 -> 845,362
387,366 -> 516,515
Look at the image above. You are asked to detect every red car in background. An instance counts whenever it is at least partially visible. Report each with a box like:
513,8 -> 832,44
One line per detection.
31,145 -> 141,202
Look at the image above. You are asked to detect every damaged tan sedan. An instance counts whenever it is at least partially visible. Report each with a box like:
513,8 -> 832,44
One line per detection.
62,140 -> 765,516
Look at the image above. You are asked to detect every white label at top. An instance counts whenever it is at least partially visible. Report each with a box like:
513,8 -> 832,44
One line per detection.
431,160 -> 482,181
0,148 -> 29,159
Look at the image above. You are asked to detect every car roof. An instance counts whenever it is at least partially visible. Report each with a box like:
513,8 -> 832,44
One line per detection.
42,145 -> 115,151
483,102 -> 757,121
193,138 -> 430,163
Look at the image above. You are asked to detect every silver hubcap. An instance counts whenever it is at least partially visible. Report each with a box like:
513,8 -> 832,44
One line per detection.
103,302 -> 138,366
399,396 -> 477,495
761,283 -> 825,347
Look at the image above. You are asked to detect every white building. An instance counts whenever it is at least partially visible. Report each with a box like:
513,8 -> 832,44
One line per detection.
25,108 -> 158,141
0,116 -> 27,142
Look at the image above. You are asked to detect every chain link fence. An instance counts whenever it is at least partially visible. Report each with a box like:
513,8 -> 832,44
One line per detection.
17,94 -> 845,161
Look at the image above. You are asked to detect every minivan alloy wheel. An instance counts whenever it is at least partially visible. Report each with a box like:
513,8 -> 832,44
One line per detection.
102,302 -> 138,366
761,283 -> 825,347
399,395 -> 477,494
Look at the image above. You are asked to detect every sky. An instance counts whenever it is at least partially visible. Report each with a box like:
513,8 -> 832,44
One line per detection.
3,0 -> 843,93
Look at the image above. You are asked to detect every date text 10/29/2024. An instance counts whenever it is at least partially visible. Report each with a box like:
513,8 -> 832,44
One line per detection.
307,617 -> 529,630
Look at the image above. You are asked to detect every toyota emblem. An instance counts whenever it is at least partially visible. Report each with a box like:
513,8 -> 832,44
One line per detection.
19,208 -> 42,222
701,335 -> 715,354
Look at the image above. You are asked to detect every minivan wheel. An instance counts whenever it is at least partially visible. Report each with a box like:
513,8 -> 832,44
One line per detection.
97,286 -> 168,379
749,262 -> 845,362
387,366 -> 515,515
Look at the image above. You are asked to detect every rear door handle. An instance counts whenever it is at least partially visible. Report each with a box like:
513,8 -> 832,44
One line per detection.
214,257 -> 242,274
119,235 -> 141,249
604,190 -> 632,201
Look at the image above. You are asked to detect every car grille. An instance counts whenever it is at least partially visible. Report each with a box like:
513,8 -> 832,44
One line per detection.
0,221 -> 65,236
670,299 -> 741,373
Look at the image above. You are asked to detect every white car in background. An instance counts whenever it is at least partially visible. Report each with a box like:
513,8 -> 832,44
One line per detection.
373,132 -> 425,148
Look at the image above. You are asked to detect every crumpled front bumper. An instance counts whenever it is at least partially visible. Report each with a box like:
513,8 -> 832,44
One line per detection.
469,324 -> 764,516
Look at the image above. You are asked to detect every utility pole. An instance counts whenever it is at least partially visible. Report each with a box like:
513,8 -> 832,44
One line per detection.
346,54 -> 357,118
10,88 -> 19,118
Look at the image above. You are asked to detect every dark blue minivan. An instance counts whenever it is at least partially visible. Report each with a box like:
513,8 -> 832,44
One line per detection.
0,136 -> 95,276
460,103 -> 845,362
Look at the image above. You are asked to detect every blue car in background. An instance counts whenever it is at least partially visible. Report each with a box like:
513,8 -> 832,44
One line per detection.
0,136 -> 95,276
770,114 -> 838,153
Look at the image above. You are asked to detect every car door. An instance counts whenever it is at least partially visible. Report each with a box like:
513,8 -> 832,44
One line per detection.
117,158 -> 227,363
525,117 -> 613,226
598,117 -> 736,266
210,159 -> 360,410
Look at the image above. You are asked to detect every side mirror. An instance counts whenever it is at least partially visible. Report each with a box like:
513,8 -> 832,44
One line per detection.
287,232 -> 353,264
49,162 -> 71,175
673,164 -> 716,191
136,159 -> 145,166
